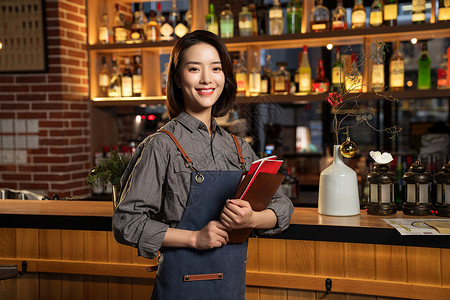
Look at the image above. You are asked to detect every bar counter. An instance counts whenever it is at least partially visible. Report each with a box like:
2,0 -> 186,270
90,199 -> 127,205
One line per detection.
0,199 -> 449,299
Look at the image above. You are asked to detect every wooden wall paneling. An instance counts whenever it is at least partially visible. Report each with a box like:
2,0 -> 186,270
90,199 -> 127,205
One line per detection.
131,278 -> 154,300
108,276 -> 132,300
258,238 -> 287,299
245,286 -> 260,300
62,230 -> 85,300
107,231 -> 132,264
84,275 -> 108,300
374,245 -> 407,282
107,232 -> 133,300
406,246 -> 441,285
246,238 -> 261,300
0,228 -> 17,300
39,229 -> 62,300
287,289 -> 316,300
315,241 -> 345,300
84,231 -> 108,300
39,273 -> 62,300
442,248 -> 450,286
344,243 -> 376,280
16,229 -> 39,300
286,240 -> 316,299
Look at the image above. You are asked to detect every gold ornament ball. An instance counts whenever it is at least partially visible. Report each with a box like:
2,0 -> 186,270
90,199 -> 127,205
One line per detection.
340,139 -> 357,158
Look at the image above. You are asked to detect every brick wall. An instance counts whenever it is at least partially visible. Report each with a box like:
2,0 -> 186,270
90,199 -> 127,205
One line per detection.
0,0 -> 90,198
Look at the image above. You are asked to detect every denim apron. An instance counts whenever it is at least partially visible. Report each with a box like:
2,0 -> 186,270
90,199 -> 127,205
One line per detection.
151,130 -> 248,300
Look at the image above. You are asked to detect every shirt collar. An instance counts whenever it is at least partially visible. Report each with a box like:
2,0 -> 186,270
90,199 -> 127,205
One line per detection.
175,112 -> 223,135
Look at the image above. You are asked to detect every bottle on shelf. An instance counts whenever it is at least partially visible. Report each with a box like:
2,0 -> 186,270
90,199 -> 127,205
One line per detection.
383,0 -> 397,26
146,10 -> 159,42
172,1 -> 189,38
155,2 -> 166,39
206,3 -> 219,35
294,52 -> 301,93
235,52 -> 248,96
331,0 -> 348,31
299,45 -> 312,94
412,0 -> 426,24
261,54 -> 273,94
161,62 -> 169,96
220,4 -> 234,38
312,59 -> 330,93
437,54 -> 448,89
345,53 -> 363,93
98,56 -> 110,97
122,57 -> 133,97
352,0 -> 367,29
239,5 -> 253,37
371,43 -> 385,92
249,3 -> 258,36
438,0 -> 450,22
108,56 -> 122,97
331,47 -> 345,93
269,0 -> 284,35
113,4 -> 129,43
287,0 -> 302,34
185,7 -> 192,31
132,55 -> 142,97
249,51 -> 261,96
389,40 -> 404,91
417,40 -> 431,90
256,0 -> 268,35
273,62 -> 290,95
369,0 -> 383,27
98,13 -> 110,44
310,0 -> 330,32
130,3 -> 146,43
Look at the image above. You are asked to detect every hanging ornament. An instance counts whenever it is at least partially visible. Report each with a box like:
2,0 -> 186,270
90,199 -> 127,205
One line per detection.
340,137 -> 357,158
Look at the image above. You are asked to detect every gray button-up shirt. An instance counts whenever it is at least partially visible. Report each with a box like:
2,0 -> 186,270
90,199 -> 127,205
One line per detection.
112,112 -> 294,259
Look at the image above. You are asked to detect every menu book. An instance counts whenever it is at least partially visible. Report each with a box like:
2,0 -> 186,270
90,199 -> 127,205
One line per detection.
229,156 -> 285,244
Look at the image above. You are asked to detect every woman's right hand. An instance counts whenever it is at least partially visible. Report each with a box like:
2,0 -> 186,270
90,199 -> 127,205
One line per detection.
194,220 -> 229,250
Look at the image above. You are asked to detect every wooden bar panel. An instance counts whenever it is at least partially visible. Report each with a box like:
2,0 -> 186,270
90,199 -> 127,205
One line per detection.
344,243 -> 376,279
407,246 -> 441,285
315,241 -> 345,277
131,278 -> 154,300
258,238 -> 287,299
16,229 -> 39,300
286,240 -> 315,274
62,230 -> 85,300
442,248 -> 450,286
85,231 -> 108,299
375,244 -> 407,282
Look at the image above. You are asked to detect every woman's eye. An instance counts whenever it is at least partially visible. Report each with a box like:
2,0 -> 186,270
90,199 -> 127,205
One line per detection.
213,67 -> 222,71
188,67 -> 199,72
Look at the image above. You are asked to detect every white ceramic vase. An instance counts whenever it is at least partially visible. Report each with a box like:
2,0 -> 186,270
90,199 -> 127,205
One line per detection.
318,145 -> 360,216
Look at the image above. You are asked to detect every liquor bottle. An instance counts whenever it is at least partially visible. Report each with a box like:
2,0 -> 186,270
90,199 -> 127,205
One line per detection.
287,0 -> 302,34
249,51 -> 261,96
352,0 -> 367,29
220,4 -> 234,38
256,0 -> 268,35
273,62 -> 290,95
239,5 -> 253,37
249,3 -> 258,36
310,0 -> 330,32
417,41 -> 431,90
160,1 -> 175,40
132,55 -> 142,97
171,1 -> 189,38
369,0 -> 383,27
206,3 -> 219,35
130,3 -> 146,43
146,10 -> 159,42
438,0 -> 450,22
98,56 -> 110,97
269,0 -> 284,35
108,57 -> 122,97
98,13 -> 110,44
122,57 -> 133,97
236,52 -> 248,96
156,2 -> 166,39
345,53 -> 363,93
437,54 -> 448,89
331,47 -> 345,93
383,0 -> 397,26
412,0 -> 426,24
331,0 -> 348,31
371,43 -> 385,91
161,62 -> 169,96
113,4 -> 128,43
389,41 -> 404,91
261,54 -> 273,94
185,8 -> 192,31
299,45 -> 312,93
312,59 -> 330,93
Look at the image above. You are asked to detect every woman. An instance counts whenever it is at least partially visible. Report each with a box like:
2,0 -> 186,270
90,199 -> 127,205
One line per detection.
113,30 -> 293,300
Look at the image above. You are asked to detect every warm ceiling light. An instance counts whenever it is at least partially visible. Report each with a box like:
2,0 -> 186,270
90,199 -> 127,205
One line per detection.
326,43 -> 333,50
0,41 -> 3,50
407,80 -> 413,87
411,38 -> 417,44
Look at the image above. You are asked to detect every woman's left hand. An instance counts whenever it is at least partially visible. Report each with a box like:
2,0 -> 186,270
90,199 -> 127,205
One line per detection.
220,199 -> 254,230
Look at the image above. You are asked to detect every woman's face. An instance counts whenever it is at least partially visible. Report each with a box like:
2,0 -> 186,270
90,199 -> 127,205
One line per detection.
177,43 -> 225,116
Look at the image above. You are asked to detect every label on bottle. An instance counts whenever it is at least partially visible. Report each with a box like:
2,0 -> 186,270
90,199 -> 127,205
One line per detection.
331,67 -> 345,85
352,10 -> 366,26
146,26 -> 158,42
249,73 -> 261,94
98,27 -> 108,43
274,75 -> 286,92
269,9 -> 283,19
384,4 -> 397,21
236,73 -> 247,92
299,73 -> 311,92
438,7 -> 450,21
371,64 -> 384,85
122,77 -> 133,97
239,19 -> 252,36
133,75 -> 142,94
311,22 -> 327,31
437,78 -> 448,89
160,23 -> 174,38
174,23 -> 188,38
331,21 -> 345,30
312,82 -> 329,93
412,0 -> 426,10
261,79 -> 269,94
345,72 -> 362,93
369,11 -> 383,26
99,73 -> 109,87
412,13 -> 425,22
206,22 -> 219,35
390,60 -> 404,88
131,31 -> 142,40
220,20 -> 234,38
114,27 -> 128,43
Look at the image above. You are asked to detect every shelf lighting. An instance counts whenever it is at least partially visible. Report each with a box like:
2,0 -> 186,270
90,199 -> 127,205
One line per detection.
326,43 -> 333,50
411,37 -> 418,44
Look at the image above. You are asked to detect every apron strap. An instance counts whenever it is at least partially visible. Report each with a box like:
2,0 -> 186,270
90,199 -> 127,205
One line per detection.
158,129 -> 192,165
231,134 -> 246,170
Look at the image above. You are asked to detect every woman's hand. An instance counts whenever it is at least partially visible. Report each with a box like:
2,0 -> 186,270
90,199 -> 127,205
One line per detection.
193,220 -> 229,250
220,199 -> 254,230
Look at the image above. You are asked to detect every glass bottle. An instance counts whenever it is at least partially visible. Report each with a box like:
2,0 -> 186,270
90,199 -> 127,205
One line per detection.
438,0 -> 450,22
331,47 -> 345,93
146,11 -> 159,42
156,2 -> 166,39
161,62 -> 169,96
369,0 -> 383,27
98,13 -> 109,44
206,3 -> 219,35
249,51 -> 261,96
311,0 -> 330,32
261,54 -> 273,94
122,57 -> 133,97
98,56 -> 109,97
352,0 -> 367,29
172,1 -> 188,38
331,0 -> 348,31
130,3 -> 146,43
312,59 -> 330,93
236,52 -> 248,96
269,0 -> 284,35
412,0 -> 426,24
389,41 -> 404,91
437,54 -> 448,89
383,0 -> 397,26
249,3 -> 258,36
287,0 -> 302,34
345,53 -> 363,93
113,4 -> 128,43
274,62 -> 290,95
417,41 -> 431,90
371,44 -> 385,92
220,4 -> 234,38
239,5 -> 253,37
132,55 -> 142,97
108,57 -> 122,97
299,45 -> 311,93
256,0 -> 268,35
185,8 -> 192,31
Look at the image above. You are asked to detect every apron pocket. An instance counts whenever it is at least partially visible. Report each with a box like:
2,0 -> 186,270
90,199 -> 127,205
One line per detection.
183,273 -> 223,282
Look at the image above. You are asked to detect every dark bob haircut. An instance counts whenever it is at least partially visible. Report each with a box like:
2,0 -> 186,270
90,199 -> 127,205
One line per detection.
166,30 -> 237,119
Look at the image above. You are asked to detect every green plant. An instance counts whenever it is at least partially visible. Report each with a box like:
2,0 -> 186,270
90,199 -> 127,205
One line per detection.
87,151 -> 131,187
